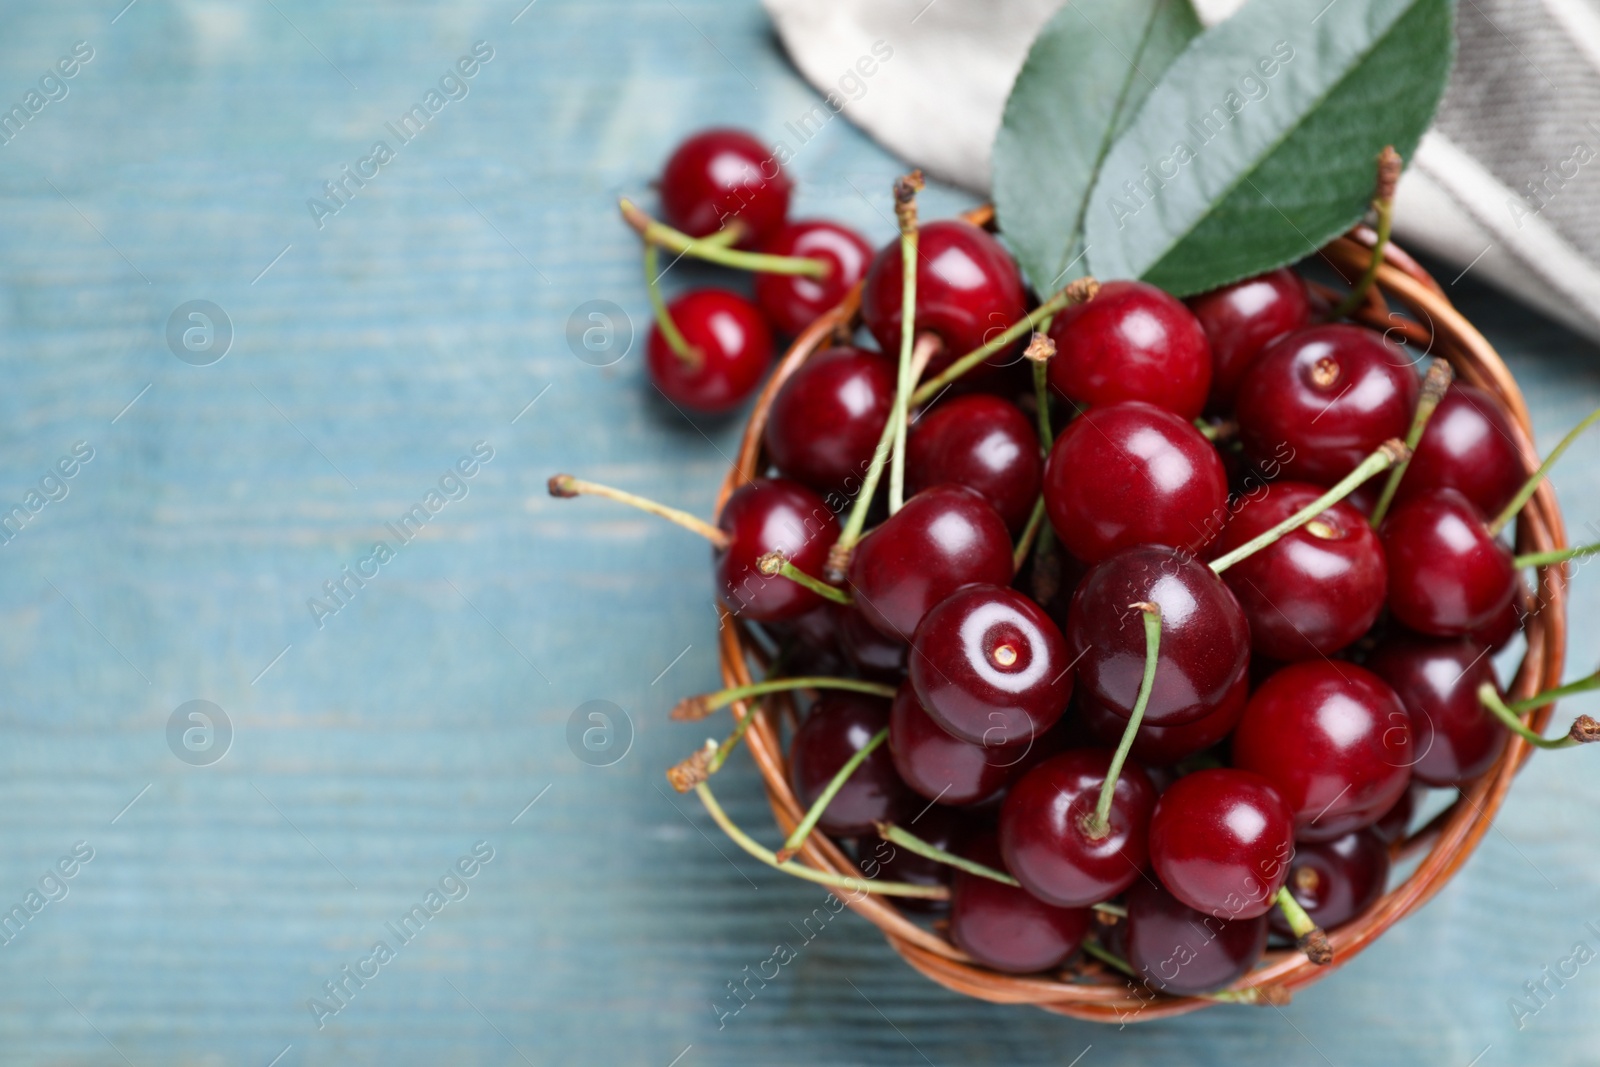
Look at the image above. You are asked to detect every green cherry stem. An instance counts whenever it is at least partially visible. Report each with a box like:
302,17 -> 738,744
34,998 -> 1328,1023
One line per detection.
1331,146 -> 1402,321
1489,404 -> 1600,536
1013,497 -> 1048,573
620,197 -> 829,277
1083,603 -> 1162,841
756,551 -> 853,605
1275,887 -> 1332,965
1479,683 -> 1599,749
547,474 -> 728,549
1514,541 -> 1600,570
1508,666 -> 1600,714
642,242 -> 698,364
875,822 -> 1019,886
1210,440 -> 1408,574
670,676 -> 896,722
1369,356 -> 1453,527
776,727 -> 889,863
888,171 -> 925,515
1026,331 -> 1057,450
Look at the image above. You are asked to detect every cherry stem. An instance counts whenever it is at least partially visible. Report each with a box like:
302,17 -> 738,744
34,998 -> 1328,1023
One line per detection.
1026,332 -> 1057,450
1489,404 -> 1600,536
642,242 -> 699,364
888,171 -> 925,514
755,551 -> 853,605
1013,497 -> 1048,573
692,781 -> 950,899
875,822 -> 1019,886
1275,887 -> 1333,965
1210,440 -> 1408,574
911,278 -> 1099,406
670,676 -> 896,722
1331,146 -> 1402,321
547,474 -> 728,549
1478,683 -> 1599,749
1509,666 -> 1600,714
619,197 -> 829,277
1514,540 -> 1600,570
1085,604 -> 1162,840
1195,418 -> 1238,443
776,727 -> 889,862
1369,357 -> 1453,527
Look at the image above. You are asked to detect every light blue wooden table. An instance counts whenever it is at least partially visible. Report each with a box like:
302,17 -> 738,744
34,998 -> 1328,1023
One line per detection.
1,1 -> 1597,1063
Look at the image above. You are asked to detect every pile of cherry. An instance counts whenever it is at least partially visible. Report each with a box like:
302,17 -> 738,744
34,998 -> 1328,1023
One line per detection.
557,128 -> 1600,1001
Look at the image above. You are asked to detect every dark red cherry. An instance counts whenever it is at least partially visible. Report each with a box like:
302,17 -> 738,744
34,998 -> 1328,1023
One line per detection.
754,220 -> 873,335
788,692 -> 912,837
1232,662 -> 1413,841
907,394 -> 1042,532
999,748 -> 1157,907
909,584 -> 1073,747
1235,324 -> 1418,485
1267,829 -> 1390,937
1365,636 -> 1508,787
1186,267 -> 1311,413
1124,879 -> 1268,996
1381,488 -> 1515,636
860,219 -> 1027,378
764,347 -> 893,496
847,485 -> 1014,641
1370,783 -> 1421,844
949,834 -> 1090,973
1148,769 -> 1294,920
889,681 -> 1034,806
658,128 -> 792,248
1216,481 -> 1386,661
1395,384 -> 1525,520
715,478 -> 837,622
1046,279 -> 1212,420
1043,401 -> 1229,564
647,289 -> 773,414
1080,670 -> 1248,766
1066,545 -> 1250,727
1471,578 -> 1527,650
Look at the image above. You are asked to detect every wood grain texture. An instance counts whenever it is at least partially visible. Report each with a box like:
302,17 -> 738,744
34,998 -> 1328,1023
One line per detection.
0,1 -> 1596,1064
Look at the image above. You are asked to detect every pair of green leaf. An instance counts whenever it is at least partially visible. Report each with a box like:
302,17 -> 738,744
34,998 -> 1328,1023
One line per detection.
992,0 -> 1455,298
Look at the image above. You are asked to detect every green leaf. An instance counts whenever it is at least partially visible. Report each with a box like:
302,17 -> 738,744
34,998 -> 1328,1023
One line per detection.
992,0 -> 1203,295
1083,0 -> 1455,295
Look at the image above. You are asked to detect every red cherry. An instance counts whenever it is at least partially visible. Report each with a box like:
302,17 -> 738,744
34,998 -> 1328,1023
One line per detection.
949,834 -> 1091,973
1267,829 -> 1390,937
1080,671 -> 1248,766
764,347 -> 893,496
1370,783 -> 1421,844
1394,384 -> 1525,520
1470,579 -> 1527,650
647,289 -> 773,414
907,394 -> 1042,532
754,220 -> 873,335
1365,636 -> 1508,787
1186,268 -> 1311,413
1123,879 -> 1268,996
1066,546 -> 1250,727
788,692 -> 912,837
1148,769 -> 1295,920
847,485 -> 1014,641
1042,401 -> 1229,564
658,128 -> 791,247
1232,661 -> 1413,841
1216,482 -> 1386,661
715,478 -> 837,622
999,748 -> 1157,907
860,219 -> 1027,378
888,681 -> 1029,806
1236,324 -> 1418,485
1046,279 -> 1212,419
1380,488 -> 1515,636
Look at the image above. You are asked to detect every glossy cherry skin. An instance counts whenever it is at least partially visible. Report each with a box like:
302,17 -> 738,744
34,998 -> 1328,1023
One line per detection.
907,394 -> 1042,532
764,347 -> 894,496
1124,879 -> 1268,996
647,289 -> 774,414
1235,324 -> 1418,485
847,485 -> 1014,641
909,584 -> 1073,747
950,834 -> 1091,973
1000,748 -> 1157,907
1232,662 -> 1414,841
1043,401 -> 1229,564
1267,830 -> 1390,938
860,219 -> 1027,378
1148,769 -> 1294,920
1186,268 -> 1311,413
788,692 -> 912,837
658,128 -> 792,248
1066,546 -> 1251,727
754,220 -> 874,335
1381,488 -> 1515,636
1216,482 -> 1387,661
1365,636 -> 1508,787
889,682 -> 1029,806
1395,384 -> 1525,520
1471,579 -> 1527,650
1047,280 -> 1212,420
716,478 -> 838,622
1081,671 -> 1248,767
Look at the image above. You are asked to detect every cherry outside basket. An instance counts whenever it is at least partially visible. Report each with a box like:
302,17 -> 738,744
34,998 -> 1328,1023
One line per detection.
710,209 -> 1569,1021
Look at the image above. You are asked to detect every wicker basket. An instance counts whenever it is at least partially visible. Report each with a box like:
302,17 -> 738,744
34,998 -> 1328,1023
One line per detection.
710,212 -> 1569,1021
